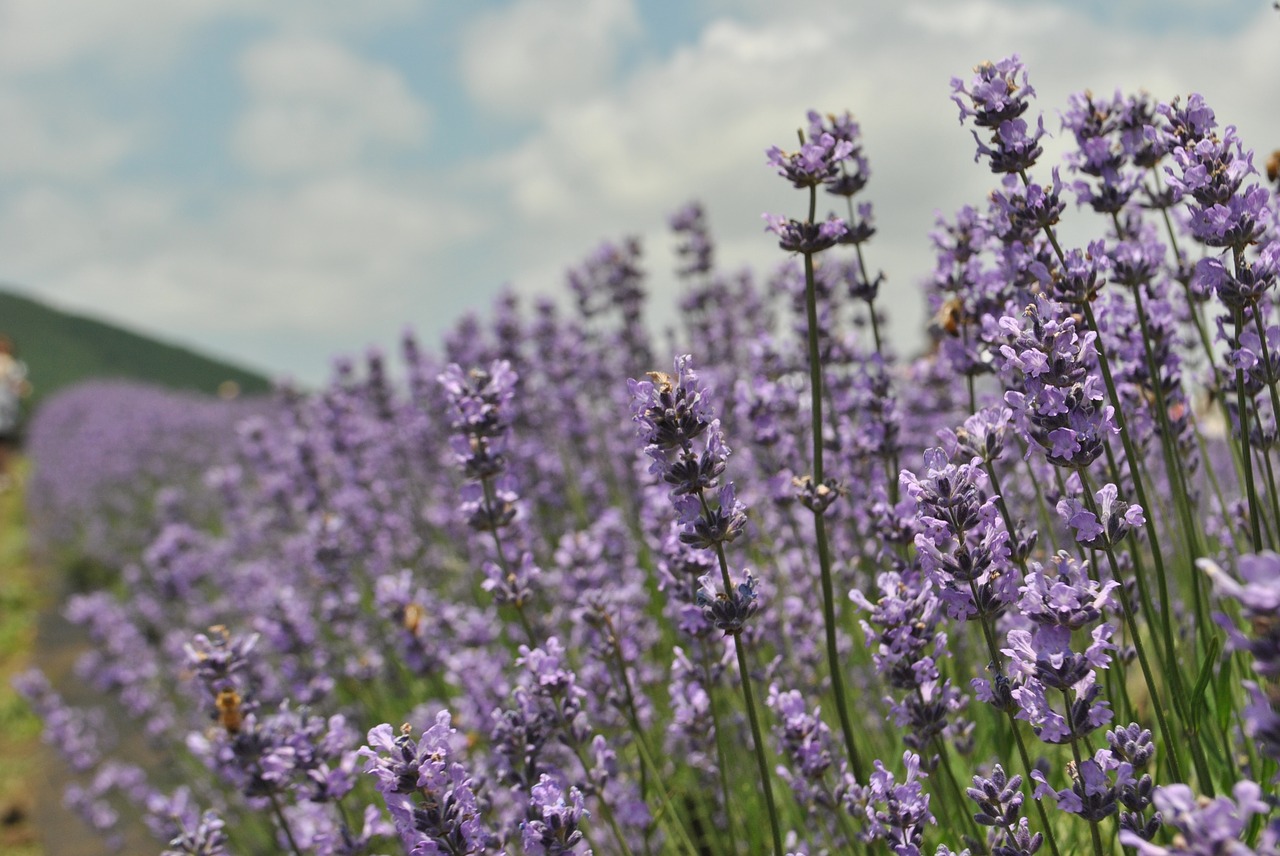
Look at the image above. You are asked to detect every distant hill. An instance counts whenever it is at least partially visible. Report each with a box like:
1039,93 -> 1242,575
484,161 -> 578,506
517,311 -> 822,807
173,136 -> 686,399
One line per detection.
0,287 -> 273,409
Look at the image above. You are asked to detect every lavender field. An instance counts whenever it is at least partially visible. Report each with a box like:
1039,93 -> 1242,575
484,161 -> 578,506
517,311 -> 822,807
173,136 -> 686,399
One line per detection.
12,56 -> 1280,855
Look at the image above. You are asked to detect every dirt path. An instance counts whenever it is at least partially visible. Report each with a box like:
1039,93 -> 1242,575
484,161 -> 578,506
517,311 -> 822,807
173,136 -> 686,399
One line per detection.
0,458 -> 42,856
2,459 -> 155,855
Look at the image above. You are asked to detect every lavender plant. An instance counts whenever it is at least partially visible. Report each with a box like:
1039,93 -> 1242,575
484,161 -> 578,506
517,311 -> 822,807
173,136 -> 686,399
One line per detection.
14,55 -> 1280,856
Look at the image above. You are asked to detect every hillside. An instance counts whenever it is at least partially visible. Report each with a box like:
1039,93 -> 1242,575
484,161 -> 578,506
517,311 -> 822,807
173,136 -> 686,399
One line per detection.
0,288 -> 272,409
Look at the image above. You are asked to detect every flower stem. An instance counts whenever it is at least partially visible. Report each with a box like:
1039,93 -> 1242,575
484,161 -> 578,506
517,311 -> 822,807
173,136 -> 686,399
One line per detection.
1076,474 -> 1193,789
265,789 -> 305,856
802,186 -> 867,783
1231,298 -> 1266,550
714,545 -> 784,856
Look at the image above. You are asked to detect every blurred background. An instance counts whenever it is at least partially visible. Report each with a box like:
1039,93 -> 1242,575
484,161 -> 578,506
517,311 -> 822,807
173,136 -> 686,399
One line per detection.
1,0 -> 1278,386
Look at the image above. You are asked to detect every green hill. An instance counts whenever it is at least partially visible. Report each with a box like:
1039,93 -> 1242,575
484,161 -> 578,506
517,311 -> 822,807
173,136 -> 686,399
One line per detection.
0,287 -> 273,409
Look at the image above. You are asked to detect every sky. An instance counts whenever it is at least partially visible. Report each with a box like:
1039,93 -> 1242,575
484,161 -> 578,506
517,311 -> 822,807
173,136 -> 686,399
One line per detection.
1,0 -> 1278,386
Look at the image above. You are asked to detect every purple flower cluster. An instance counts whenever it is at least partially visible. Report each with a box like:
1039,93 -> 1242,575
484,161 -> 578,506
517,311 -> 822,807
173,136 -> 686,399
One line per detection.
1000,297 -> 1118,469
1002,553 -> 1117,744
952,55 -> 1045,174
361,712 -> 495,854
1120,781 -> 1278,856
629,356 -> 755,632
845,753 -> 935,856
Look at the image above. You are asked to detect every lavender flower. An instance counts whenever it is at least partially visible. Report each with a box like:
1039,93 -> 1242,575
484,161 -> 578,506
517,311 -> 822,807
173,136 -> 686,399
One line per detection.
360,712 -> 495,855
1057,481 -> 1145,549
763,213 -> 850,255
161,810 -> 230,856
1119,781 -> 1276,856
1000,297 -> 1118,469
670,201 -> 715,278
767,132 -> 855,188
696,570 -> 760,636
629,357 -> 748,550
967,765 -> 1042,856
439,360 -> 518,495
952,56 -> 1045,173
522,776 -> 589,855
1032,754 -> 1125,822
808,110 -> 871,201
844,752 -> 935,856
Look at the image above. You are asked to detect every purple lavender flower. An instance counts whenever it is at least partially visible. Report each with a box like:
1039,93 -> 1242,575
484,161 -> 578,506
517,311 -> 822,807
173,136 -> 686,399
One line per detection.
522,776 -> 589,855
902,447 -> 1018,622
998,551 -> 1118,744
184,626 -> 261,697
763,213 -> 850,255
695,570 -> 760,636
807,110 -> 872,201
952,56 -> 1044,173
967,765 -> 1043,856
1019,552 -> 1119,630
160,809 -> 230,856
766,132 -> 855,189
1119,781 -> 1276,856
844,752 -> 935,856
1103,725 -> 1162,842
491,638 -> 592,790
951,57 -> 1034,128
1056,482 -> 1145,550
439,360 -> 518,487
360,712 -> 496,855
769,687 -> 836,796
1004,624 -> 1114,744
1033,754 -> 1125,822
1000,297 -> 1118,469
629,356 -> 748,552
849,561 -> 976,769
939,405 -> 1012,465
670,201 -> 715,278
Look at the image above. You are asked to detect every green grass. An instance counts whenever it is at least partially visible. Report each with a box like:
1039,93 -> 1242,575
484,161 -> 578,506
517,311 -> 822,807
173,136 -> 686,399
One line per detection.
0,287 -> 272,411
0,458 -> 44,856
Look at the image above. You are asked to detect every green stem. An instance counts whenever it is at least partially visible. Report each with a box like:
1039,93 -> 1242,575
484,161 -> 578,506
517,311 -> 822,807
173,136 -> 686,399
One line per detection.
1232,302 -> 1265,551
1249,303 -> 1280,531
699,654 -> 738,848
265,789 -> 305,856
729,636 -> 784,856
801,189 -> 867,782
1076,475 -> 1192,788
715,543 -> 784,856
930,730 -> 987,853
610,639 -> 704,856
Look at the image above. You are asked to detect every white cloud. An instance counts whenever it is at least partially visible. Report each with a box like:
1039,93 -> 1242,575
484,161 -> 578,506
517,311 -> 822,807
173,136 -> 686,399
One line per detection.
4,0 -> 1280,385
458,0 -> 640,117
232,36 -> 430,176
0,0 -> 418,74
0,88 -> 135,179
474,0 -> 1280,349
0,175 -> 482,377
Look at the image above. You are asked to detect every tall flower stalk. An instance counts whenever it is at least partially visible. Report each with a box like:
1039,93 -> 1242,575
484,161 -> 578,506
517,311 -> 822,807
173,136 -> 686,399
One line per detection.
629,356 -> 784,856
765,123 -> 868,784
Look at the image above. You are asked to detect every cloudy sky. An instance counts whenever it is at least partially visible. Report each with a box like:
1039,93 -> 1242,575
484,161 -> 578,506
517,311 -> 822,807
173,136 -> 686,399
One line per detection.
1,0 -> 1277,385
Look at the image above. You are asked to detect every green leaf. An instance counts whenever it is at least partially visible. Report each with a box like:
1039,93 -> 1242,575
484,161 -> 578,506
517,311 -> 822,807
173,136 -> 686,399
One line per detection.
1188,634 -> 1221,729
